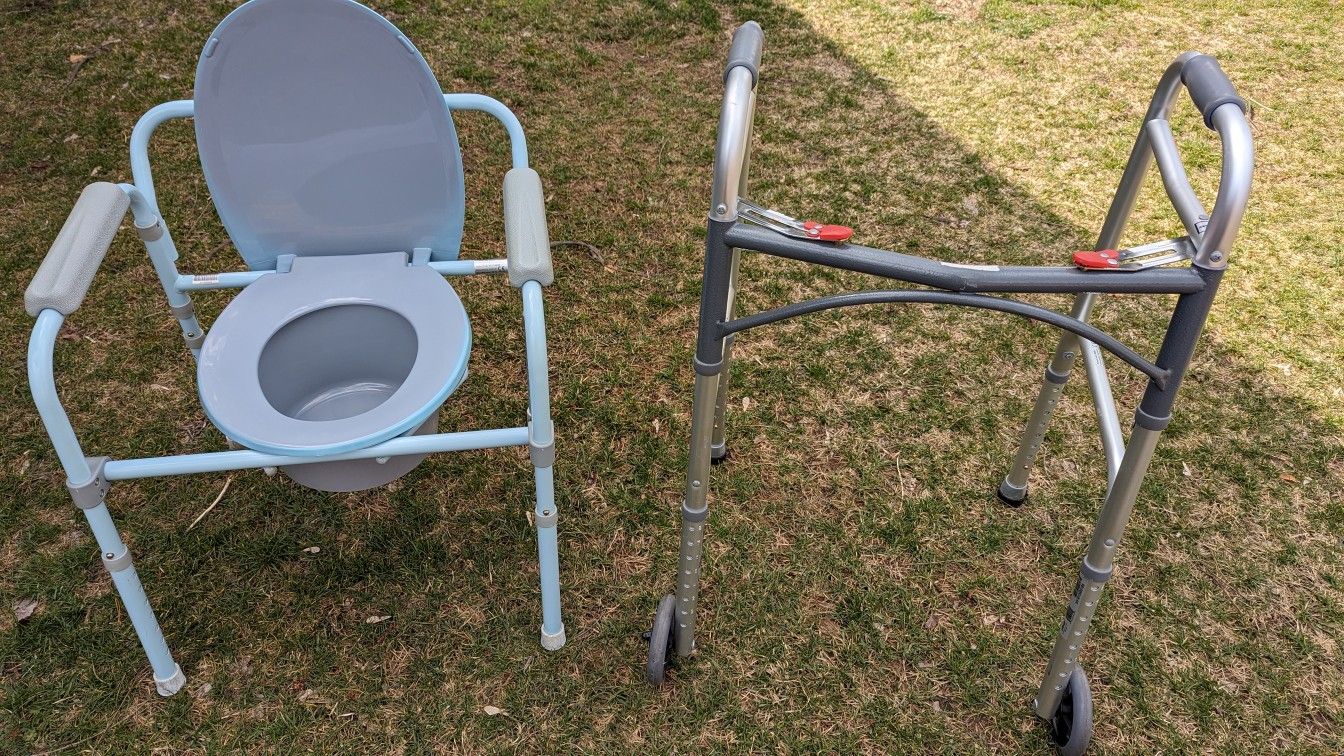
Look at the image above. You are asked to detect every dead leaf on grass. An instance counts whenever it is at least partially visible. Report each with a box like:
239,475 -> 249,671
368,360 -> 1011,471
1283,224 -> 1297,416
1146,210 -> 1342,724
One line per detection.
14,599 -> 40,623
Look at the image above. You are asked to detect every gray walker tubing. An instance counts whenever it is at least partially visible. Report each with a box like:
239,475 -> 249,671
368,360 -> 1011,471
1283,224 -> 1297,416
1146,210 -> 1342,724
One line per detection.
658,22 -> 1253,748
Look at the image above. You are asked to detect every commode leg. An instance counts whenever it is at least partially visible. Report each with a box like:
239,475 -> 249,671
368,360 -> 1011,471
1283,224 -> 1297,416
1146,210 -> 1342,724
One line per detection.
69,459 -> 185,696
521,281 -> 565,650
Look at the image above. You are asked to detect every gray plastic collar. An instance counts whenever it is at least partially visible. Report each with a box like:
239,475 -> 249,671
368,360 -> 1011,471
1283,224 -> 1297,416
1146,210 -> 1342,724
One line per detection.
169,299 -> 195,320
1081,557 -> 1114,584
1045,365 -> 1070,384
102,547 -> 133,573
184,330 -> 206,351
67,457 -> 110,510
530,437 -> 555,468
681,502 -> 709,523
694,357 -> 723,376
535,506 -> 558,529
1134,407 -> 1171,431
135,218 -> 164,242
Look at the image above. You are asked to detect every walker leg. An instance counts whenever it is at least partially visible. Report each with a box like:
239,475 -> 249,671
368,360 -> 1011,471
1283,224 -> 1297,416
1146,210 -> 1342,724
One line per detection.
1033,414 -> 1164,719
1034,273 -> 1222,742
658,219 -> 736,662
521,280 -> 565,651
69,462 -> 185,696
998,293 -> 1097,505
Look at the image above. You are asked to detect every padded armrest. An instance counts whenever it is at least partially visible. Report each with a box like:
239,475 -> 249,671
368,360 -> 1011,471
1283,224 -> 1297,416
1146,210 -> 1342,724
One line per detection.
503,167 -> 553,287
25,182 -> 129,316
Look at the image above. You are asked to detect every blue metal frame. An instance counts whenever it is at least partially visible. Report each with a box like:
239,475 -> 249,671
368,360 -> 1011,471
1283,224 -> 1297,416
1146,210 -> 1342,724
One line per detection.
27,92 -> 566,696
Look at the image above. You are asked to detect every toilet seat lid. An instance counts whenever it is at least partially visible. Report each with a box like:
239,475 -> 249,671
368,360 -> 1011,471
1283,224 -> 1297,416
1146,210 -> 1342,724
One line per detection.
196,253 -> 471,457
193,0 -> 465,271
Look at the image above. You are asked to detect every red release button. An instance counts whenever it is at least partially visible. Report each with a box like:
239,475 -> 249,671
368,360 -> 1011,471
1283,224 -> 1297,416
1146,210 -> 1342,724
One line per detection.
1073,249 -> 1120,270
803,221 -> 854,243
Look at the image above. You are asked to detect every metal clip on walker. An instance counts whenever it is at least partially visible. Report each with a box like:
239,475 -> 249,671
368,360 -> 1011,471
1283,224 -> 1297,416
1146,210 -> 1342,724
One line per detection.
1073,236 -> 1198,271
737,198 -> 853,243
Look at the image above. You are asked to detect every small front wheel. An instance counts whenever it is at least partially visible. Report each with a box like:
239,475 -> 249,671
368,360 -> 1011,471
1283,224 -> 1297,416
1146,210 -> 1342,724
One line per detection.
1048,665 -> 1093,756
644,594 -> 678,685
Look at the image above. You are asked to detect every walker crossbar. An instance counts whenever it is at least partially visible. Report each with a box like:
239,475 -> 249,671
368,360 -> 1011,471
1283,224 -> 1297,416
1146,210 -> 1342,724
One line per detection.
718,289 -> 1170,386
647,22 -> 1252,755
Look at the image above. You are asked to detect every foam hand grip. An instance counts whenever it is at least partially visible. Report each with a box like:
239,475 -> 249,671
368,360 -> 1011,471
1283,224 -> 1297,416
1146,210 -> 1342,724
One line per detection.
1181,54 -> 1246,128
724,21 -> 764,86
504,168 -> 554,287
25,182 -> 129,316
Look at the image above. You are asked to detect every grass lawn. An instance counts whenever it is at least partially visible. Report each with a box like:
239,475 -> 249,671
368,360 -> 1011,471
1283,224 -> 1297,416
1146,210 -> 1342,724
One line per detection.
2,0 -> 1341,752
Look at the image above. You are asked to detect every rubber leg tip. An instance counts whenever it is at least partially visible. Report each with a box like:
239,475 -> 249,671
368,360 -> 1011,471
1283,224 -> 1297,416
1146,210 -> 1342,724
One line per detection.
541,624 -> 567,651
155,664 -> 186,697
710,449 -> 730,466
996,484 -> 1028,508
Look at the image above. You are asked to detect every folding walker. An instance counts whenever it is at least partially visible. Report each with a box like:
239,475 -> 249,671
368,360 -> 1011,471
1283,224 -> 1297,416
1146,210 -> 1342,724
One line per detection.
24,0 -> 566,696
645,22 -> 1253,755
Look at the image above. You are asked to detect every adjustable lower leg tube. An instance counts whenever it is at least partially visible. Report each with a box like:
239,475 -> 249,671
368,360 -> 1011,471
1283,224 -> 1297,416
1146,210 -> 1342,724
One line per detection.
675,373 -> 719,656
1000,293 -> 1096,502
1033,417 -> 1162,717
709,332 -> 735,461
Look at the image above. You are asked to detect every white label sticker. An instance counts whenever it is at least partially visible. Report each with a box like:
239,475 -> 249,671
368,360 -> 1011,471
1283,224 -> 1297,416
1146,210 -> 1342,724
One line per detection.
194,274 -> 220,285
939,262 -> 1000,272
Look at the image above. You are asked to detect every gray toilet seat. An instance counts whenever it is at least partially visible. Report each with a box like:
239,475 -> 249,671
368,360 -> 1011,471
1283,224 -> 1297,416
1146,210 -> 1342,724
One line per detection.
197,252 -> 471,457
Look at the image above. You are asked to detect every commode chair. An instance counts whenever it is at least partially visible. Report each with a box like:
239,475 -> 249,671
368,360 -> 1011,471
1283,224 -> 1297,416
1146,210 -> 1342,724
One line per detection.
646,22 -> 1252,756
25,0 -> 565,696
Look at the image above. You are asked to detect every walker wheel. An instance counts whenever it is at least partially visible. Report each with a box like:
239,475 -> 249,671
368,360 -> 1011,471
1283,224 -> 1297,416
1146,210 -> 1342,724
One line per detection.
644,594 -> 678,685
1048,665 -> 1093,756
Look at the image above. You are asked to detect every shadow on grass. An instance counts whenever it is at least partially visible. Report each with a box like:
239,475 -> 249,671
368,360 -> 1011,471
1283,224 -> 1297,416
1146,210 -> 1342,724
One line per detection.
0,0 -> 1339,752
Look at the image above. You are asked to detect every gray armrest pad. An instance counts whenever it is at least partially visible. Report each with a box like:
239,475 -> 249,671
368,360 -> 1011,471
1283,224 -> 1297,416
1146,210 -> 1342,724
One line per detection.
504,167 -> 553,287
25,182 -> 129,316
